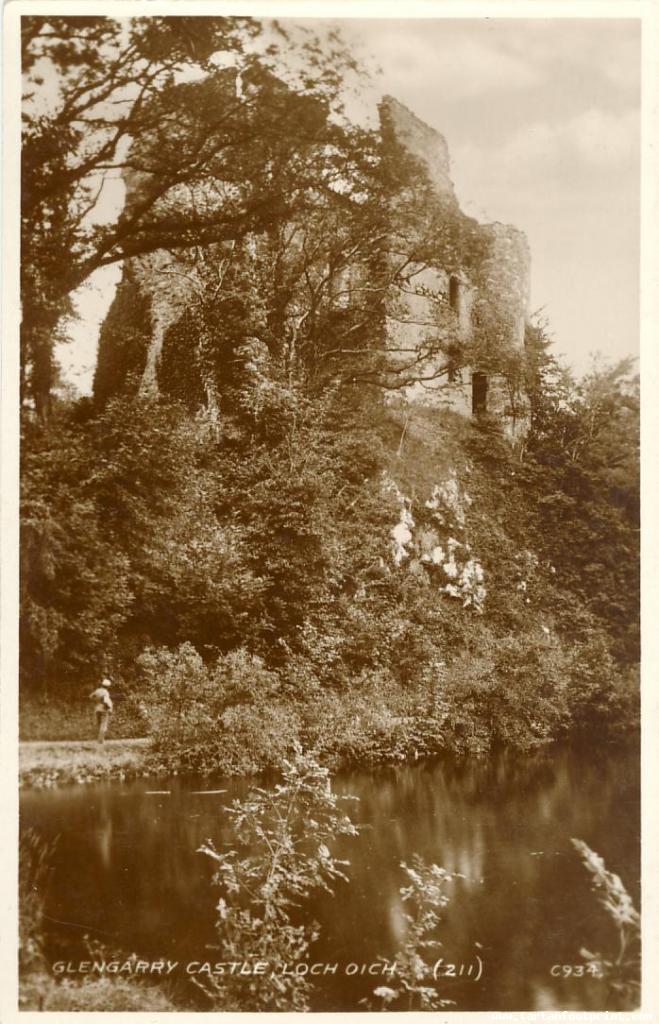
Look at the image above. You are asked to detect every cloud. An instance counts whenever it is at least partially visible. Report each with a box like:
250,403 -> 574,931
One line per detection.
348,17 -> 639,104
349,22 -> 541,100
501,19 -> 640,88
517,106 -> 638,169
453,106 -> 639,199
568,108 -> 640,165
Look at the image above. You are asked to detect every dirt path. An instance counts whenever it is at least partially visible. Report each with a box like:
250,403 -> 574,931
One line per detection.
21,737 -> 150,748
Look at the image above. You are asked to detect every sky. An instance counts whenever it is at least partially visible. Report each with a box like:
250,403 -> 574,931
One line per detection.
58,15 -> 641,391
344,17 -> 641,373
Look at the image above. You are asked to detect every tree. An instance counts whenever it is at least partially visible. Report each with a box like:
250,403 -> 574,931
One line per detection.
24,13 -> 507,420
95,98 -> 499,419
525,342 -> 640,661
21,16 -> 367,418
20,412 -> 133,688
21,17 -> 248,415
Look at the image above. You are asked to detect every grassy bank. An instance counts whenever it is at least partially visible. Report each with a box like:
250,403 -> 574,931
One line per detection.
20,695 -> 147,741
19,738 -> 152,788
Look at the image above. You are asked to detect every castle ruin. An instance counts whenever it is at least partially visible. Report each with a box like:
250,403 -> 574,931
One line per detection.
94,79 -> 531,436
379,97 -> 530,434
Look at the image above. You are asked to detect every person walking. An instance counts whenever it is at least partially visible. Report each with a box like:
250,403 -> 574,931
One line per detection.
89,678 -> 113,743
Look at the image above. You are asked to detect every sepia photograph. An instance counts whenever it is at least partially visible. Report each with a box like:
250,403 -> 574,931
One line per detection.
4,1 -> 651,1015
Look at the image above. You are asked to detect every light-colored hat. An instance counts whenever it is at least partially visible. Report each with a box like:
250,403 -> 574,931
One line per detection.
102,677 -> 112,687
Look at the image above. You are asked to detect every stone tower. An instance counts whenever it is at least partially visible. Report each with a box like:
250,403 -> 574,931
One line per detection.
378,96 -> 531,435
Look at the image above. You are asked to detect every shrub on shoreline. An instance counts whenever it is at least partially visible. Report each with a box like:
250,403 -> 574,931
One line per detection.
136,636 -> 637,780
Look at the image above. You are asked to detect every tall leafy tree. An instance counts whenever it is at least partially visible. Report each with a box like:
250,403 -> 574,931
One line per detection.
21,16 -> 364,417
525,341 -> 640,661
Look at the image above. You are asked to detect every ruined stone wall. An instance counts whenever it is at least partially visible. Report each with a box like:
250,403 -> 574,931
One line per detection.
378,96 -> 460,406
379,96 -> 457,206
96,87 -> 531,438
134,251 -> 198,395
478,222 -> 531,351
378,97 -> 531,433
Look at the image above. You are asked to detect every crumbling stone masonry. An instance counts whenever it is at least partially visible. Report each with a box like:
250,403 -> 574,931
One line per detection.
379,97 -> 531,436
95,84 -> 531,437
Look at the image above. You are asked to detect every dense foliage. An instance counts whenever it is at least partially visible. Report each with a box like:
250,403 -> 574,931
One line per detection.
20,17 -> 639,762
524,328 -> 640,663
21,355 -> 639,759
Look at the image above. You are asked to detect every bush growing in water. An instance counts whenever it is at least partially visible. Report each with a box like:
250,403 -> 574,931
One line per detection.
198,750 -> 457,1012
571,838 -> 640,1008
19,829 -> 55,979
370,856 -> 455,1011
198,750 -> 359,1011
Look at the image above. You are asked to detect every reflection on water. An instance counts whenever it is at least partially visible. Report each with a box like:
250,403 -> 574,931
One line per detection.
20,744 -> 639,1011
